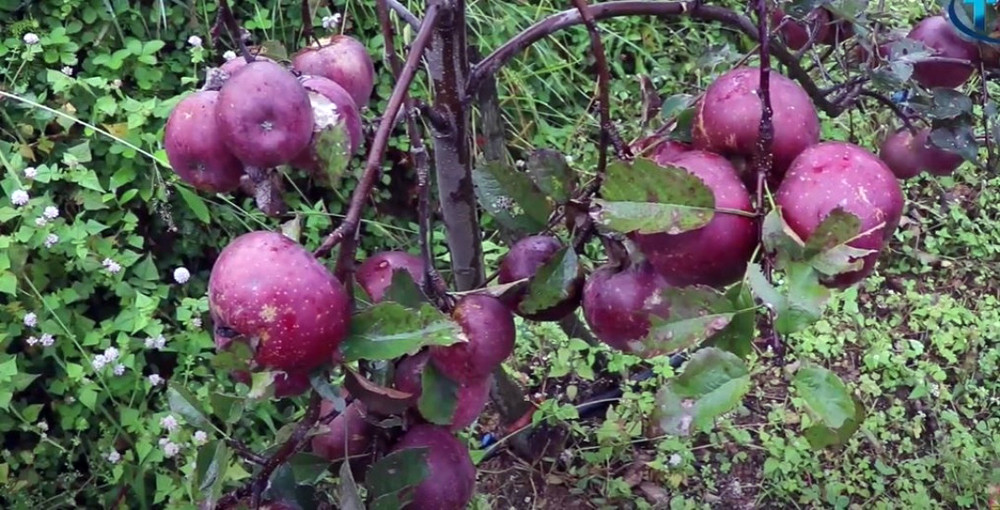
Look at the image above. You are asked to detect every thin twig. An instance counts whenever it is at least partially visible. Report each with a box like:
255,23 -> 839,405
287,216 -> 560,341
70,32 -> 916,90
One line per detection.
386,0 -> 422,29
226,439 -> 267,465
858,90 -> 916,133
217,0 -> 253,63
313,4 -> 443,262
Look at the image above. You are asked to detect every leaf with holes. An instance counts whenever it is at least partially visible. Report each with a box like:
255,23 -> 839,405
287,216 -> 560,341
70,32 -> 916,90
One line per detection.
339,302 -> 461,362
417,362 -> 459,425
519,247 -> 579,315
343,369 -> 415,416
638,286 -> 738,358
654,347 -> 751,436
526,149 -> 576,203
472,161 -> 552,234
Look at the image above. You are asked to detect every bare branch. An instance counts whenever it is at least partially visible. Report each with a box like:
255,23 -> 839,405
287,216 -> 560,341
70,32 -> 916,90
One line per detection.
217,0 -> 254,63
387,0 -> 422,29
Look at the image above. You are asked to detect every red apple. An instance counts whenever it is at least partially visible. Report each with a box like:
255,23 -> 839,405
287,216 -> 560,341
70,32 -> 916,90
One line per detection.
395,351 -> 492,431
581,260 -> 672,353
429,294 -> 515,383
356,251 -> 426,303
907,15 -> 979,89
291,35 -> 376,108
390,425 -> 476,510
164,91 -> 245,193
497,235 -> 583,321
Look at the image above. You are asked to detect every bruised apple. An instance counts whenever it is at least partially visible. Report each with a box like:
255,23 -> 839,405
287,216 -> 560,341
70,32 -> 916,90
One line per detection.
390,425 -> 476,510
776,142 -> 905,288
906,15 -> 979,89
215,60 -> 314,168
292,35 -> 376,108
878,127 -> 963,179
497,235 -> 583,321
630,150 -> 757,288
310,400 -> 373,461
395,351 -> 492,431
582,261 -> 672,353
164,91 -> 245,193
429,294 -> 515,383
208,231 -> 351,373
692,66 -> 820,182
356,251 -> 426,303
290,75 -> 365,174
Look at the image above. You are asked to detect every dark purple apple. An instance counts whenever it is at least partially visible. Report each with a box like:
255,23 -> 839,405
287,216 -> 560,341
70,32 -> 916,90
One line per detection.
164,91 -> 245,193
310,400 -> 373,461
771,7 -> 831,50
290,75 -> 365,174
215,60 -> 314,168
692,66 -> 820,182
395,351 -> 492,432
630,150 -> 757,288
776,141 -> 905,288
879,127 -> 963,179
497,235 -> 583,321
356,251 -> 426,303
581,261 -> 672,353
291,35 -> 376,108
906,15 -> 979,89
208,230 -> 352,373
430,294 -> 515,383
390,424 -> 476,510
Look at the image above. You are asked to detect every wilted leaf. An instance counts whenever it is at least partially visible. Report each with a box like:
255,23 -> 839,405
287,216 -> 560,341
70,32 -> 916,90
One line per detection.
417,362 -> 459,425
803,394 -> 866,450
592,158 -> 715,235
382,268 -> 428,308
343,369 -> 414,416
786,0 -> 832,18
526,149 -> 576,203
519,246 -> 579,315
654,347 -> 751,435
793,363 -> 856,429
264,464 -> 317,509
929,124 -> 979,162
639,286 -> 739,358
195,440 -> 230,507
339,302 -> 462,362
802,208 -> 860,259
167,384 -> 211,429
452,278 -> 529,302
339,458 -> 365,510
705,282 -> 757,359
473,161 -> 552,234
367,448 -> 431,509
256,40 -> 289,61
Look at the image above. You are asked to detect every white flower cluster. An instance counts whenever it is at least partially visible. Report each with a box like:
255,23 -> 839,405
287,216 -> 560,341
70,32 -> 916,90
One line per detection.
223,50 -> 237,61
24,167 -> 37,179
145,334 -> 167,350
173,267 -> 190,284
102,258 -> 122,274
26,334 -> 55,347
45,233 -> 59,248
158,437 -> 181,458
322,13 -> 342,30
23,312 -> 37,327
23,33 -> 40,45
148,374 -> 164,386
188,35 -> 203,48
11,189 -> 29,207
92,346 -> 122,372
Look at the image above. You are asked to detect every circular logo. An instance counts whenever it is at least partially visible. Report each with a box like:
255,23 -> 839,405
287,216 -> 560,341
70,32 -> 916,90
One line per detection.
947,0 -> 1000,43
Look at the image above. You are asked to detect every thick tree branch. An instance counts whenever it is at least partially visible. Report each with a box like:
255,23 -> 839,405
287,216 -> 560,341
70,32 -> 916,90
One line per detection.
468,1 -> 838,116
313,4 -> 442,261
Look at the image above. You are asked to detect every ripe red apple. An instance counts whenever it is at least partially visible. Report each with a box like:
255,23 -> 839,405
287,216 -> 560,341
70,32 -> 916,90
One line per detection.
906,15 -> 979,89
775,141 -> 905,288
208,230 -> 352,373
581,260 -> 672,353
215,60 -> 315,168
291,35 -> 376,108
390,425 -> 476,510
356,251 -> 426,303
692,66 -> 820,181
430,294 -> 515,383
164,91 -> 245,193
219,54 -> 276,77
289,75 -> 365,174
631,135 -> 692,164
310,400 -> 373,462
630,150 -> 757,288
771,7 -> 831,50
497,235 -> 583,321
395,350 -> 492,431
879,127 -> 964,179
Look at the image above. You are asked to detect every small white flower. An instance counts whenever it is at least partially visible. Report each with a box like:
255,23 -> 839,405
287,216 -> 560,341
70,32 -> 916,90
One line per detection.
113,364 -> 125,376
103,346 -> 120,362
173,267 -> 191,284
35,217 -> 48,227
111,78 -> 122,89
565,155 -> 575,164
45,234 -> 59,248
223,50 -> 237,61
160,415 -> 179,432
43,206 -> 59,219
158,437 -> 169,447
163,441 -> 180,458
103,258 -> 122,274
145,334 -> 167,350
191,317 -> 202,328
92,354 -> 108,370
24,167 -> 37,179
11,190 -> 29,206
148,374 -> 163,386
188,35 -> 203,47
23,33 -> 40,45
515,159 -> 526,168
26,336 -> 39,346
321,13 -> 342,30
61,66 -> 74,76
40,334 -> 54,347
107,450 -> 121,464
192,430 -> 208,445
668,453 -> 683,467
23,312 -> 37,327
37,421 -> 48,432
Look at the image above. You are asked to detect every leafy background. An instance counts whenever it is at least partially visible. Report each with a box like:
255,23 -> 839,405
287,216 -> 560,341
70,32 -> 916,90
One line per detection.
1,0 -> 999,508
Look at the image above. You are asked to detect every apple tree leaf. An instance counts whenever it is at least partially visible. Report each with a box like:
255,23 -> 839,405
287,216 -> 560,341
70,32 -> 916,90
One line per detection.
803,394 -> 866,450
473,161 -> 552,234
343,369 -> 415,416
339,302 -> 462,362
166,384 -> 211,429
704,282 -> 757,359
793,363 -> 857,430
339,458 -> 365,510
929,124 -> 979,162
638,286 -> 739,358
417,362 -> 459,425
382,268 -> 428,309
194,439 -> 230,508
314,120 -> 352,187
526,148 -> 576,203
367,447 -> 431,510
519,246 -> 579,315
654,347 -> 751,436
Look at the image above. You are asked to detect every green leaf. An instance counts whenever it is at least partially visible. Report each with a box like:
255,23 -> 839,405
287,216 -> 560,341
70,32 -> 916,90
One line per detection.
210,392 -> 245,425
175,185 -> 210,224
0,272 -> 16,295
639,286 -> 738,358
343,369 -> 415,416
314,124 -> 351,187
518,246 -> 579,315
654,347 -> 751,435
194,439 -> 230,509
258,40 -> 289,61
417,362 -> 459,425
929,124 -> 979,162
65,141 -> 92,163
339,458 -> 365,510
927,89 -> 973,120
288,452 -> 332,485
802,208 -> 860,259
281,214 -> 302,243
339,302 -> 461,362
472,161 -> 552,234
658,93 -> 695,121
526,149 -> 576,203
381,269 -> 428,309
803,394 -> 866,450
591,158 -> 715,235
774,262 -> 831,335
366,448 -> 431,509
309,371 -> 346,413
210,340 -> 253,373
793,363 -> 856,429
166,384 -> 211,429
705,282 -> 757,359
